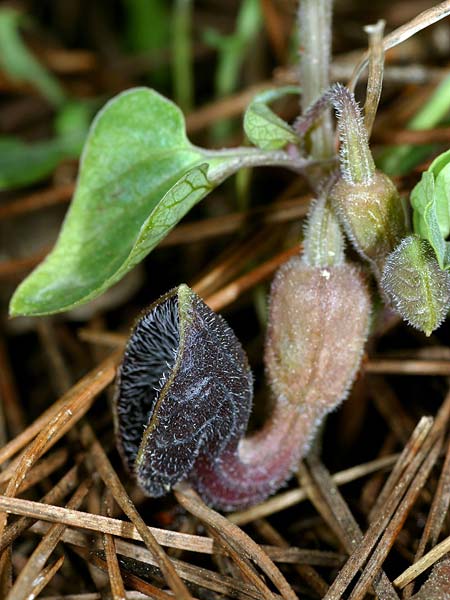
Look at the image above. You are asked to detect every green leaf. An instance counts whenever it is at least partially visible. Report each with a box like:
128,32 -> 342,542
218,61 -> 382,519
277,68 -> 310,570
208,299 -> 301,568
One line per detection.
427,148 -> 450,239
244,86 -> 300,150
0,136 -> 63,190
10,88 -> 298,316
0,8 -> 65,106
411,148 -> 450,269
411,171 -> 450,269
381,235 -> 450,336
0,102 -> 91,190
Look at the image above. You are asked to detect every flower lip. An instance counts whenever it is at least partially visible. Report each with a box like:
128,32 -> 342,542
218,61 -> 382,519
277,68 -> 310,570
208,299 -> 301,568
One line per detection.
114,287 -> 181,473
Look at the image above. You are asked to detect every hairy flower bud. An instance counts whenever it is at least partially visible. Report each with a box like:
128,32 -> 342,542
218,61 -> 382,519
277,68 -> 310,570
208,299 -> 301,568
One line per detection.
265,256 -> 371,440
302,194 -> 345,267
381,235 -> 450,336
331,171 -> 407,277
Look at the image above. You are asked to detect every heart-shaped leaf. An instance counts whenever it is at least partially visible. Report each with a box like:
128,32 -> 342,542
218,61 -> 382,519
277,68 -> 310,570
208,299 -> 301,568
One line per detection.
10,88 -> 299,316
244,86 -> 300,150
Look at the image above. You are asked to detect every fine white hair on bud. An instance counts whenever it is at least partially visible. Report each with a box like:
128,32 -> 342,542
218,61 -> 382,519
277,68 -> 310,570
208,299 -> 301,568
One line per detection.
381,235 -> 450,336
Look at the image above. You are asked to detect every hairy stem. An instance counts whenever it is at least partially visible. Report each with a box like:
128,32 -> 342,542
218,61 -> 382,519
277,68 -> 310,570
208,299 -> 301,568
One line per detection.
298,0 -> 334,160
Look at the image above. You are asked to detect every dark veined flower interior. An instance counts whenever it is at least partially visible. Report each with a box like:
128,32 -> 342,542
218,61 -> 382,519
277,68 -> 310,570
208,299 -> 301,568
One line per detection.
114,290 -> 180,472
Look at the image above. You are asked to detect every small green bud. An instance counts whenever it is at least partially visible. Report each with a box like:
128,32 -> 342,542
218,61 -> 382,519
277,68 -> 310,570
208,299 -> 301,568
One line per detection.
302,194 -> 345,268
381,235 -> 450,336
331,171 -> 407,277
331,83 -> 375,186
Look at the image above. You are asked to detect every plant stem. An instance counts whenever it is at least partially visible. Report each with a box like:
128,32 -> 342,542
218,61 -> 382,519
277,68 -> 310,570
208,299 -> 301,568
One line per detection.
172,0 -> 193,113
298,0 -> 334,160
204,147 -> 334,182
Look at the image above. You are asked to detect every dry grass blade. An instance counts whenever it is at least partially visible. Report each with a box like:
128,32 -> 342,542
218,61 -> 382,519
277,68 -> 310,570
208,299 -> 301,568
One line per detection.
34,524 -> 278,600
347,438 -> 442,600
253,517 -> 330,598
41,594 -> 148,600
207,243 -> 301,311
0,465 -> 79,553
0,549 -> 12,598
303,455 -> 399,599
373,126 -> 450,146
36,318 -> 72,395
0,338 -> 26,436
369,417 -> 433,520
0,351 -> 120,552
79,423 -> 193,600
369,375 -> 415,444
322,416 -> 434,600
0,250 -> 50,280
403,436 -> 450,598
27,555 -> 65,599
371,391 -> 450,521
162,195 -> 309,249
110,543 -> 271,600
365,358 -> 450,376
202,520 -> 277,599
394,536 -> 450,589
102,490 -> 126,600
260,0 -> 286,61
0,447 -> 69,491
186,81 -> 273,133
80,241 -> 304,352
349,0 -> 450,90
410,557 -> 450,600
364,19 -> 385,135
6,479 -> 91,600
0,183 -> 74,220
230,453 -> 398,525
192,227 -> 279,298
72,545 -> 177,600
0,494 -> 214,551
330,391 -> 450,597
427,437 -> 450,547
78,329 -> 126,348
174,483 -> 297,600
0,351 -> 120,467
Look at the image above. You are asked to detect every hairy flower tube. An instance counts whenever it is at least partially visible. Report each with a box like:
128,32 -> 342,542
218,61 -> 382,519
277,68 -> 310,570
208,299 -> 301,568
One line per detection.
114,192 -> 371,510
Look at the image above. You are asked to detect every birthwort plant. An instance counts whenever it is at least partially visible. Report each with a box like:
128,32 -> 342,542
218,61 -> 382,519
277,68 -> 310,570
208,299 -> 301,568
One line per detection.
9,0 -> 450,509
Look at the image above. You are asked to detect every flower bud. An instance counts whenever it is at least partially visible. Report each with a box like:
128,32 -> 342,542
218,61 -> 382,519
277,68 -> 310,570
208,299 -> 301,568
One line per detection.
381,235 -> 450,336
302,194 -> 344,267
331,171 -> 407,276
265,256 -> 371,432
328,84 -> 407,276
